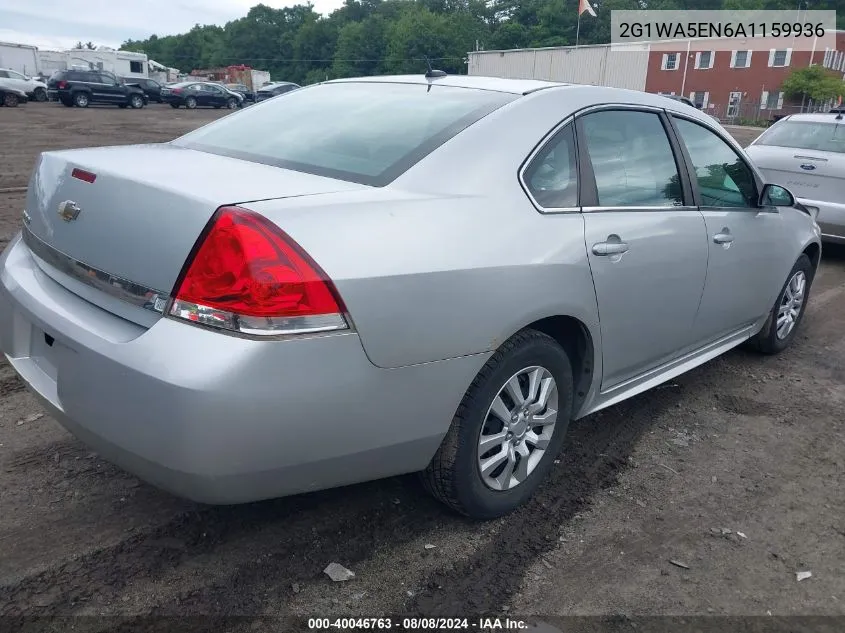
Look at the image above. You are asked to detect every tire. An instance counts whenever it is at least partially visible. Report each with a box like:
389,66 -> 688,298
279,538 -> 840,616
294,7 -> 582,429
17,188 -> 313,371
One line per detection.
73,92 -> 89,108
185,96 -> 197,109
170,103 -> 179,108
226,97 -> 237,109
748,254 -> 813,355
130,94 -> 144,109
421,329 -> 574,519
33,88 -> 47,102
3,92 -> 19,107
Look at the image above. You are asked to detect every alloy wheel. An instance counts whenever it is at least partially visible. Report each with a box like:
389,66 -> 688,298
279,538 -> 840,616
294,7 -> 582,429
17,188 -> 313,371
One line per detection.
477,366 -> 558,491
776,270 -> 806,340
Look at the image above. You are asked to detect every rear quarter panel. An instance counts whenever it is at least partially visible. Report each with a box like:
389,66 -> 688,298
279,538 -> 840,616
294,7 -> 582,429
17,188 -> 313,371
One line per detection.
246,87 -> 607,371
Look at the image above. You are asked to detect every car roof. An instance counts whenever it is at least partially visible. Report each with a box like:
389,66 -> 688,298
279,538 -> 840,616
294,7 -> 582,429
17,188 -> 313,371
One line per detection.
778,112 -> 844,124
327,74 -> 565,95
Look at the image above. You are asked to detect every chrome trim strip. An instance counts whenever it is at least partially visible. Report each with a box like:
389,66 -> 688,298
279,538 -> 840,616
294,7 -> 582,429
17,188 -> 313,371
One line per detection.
21,226 -> 170,314
582,205 -> 700,213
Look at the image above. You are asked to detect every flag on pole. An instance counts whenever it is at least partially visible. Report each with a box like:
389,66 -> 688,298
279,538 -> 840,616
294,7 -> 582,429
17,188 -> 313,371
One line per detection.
579,0 -> 597,17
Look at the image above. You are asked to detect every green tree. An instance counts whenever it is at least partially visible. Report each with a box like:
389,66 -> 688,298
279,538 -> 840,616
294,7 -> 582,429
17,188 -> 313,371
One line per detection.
782,65 -> 845,103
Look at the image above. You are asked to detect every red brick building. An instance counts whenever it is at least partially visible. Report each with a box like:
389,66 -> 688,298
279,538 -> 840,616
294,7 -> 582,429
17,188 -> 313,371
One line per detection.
644,32 -> 845,121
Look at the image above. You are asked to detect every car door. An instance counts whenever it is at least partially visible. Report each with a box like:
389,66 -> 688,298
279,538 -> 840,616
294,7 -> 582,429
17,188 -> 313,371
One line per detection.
669,115 -> 791,343
577,107 -> 709,391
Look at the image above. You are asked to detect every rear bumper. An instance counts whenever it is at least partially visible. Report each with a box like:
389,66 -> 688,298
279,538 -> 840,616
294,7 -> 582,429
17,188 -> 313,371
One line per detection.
0,233 -> 480,503
798,197 -> 845,243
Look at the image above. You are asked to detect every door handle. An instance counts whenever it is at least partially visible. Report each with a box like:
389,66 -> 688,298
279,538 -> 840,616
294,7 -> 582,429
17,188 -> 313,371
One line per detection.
713,231 -> 734,244
592,239 -> 629,256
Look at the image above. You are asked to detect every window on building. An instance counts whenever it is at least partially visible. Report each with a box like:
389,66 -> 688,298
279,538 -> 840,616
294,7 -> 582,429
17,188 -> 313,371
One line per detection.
695,51 -> 714,69
731,50 -> 751,68
129,60 -> 143,73
768,49 -> 792,67
689,92 -> 709,108
760,91 -> 785,110
661,53 -> 679,71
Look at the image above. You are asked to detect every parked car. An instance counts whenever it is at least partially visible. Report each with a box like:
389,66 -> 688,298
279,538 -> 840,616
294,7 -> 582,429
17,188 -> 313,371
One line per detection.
226,83 -> 255,103
47,69 -> 146,108
122,77 -> 163,103
0,85 -> 27,107
0,68 -> 47,102
0,75 -> 821,519
658,94 -> 720,123
745,111 -> 845,244
161,81 -> 242,109
255,81 -> 299,102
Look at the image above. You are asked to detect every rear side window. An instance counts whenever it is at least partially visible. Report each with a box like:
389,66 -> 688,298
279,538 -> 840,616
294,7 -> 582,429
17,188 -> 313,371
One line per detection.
522,123 -> 578,209
756,120 -> 845,154
580,110 -> 684,208
173,82 -> 516,186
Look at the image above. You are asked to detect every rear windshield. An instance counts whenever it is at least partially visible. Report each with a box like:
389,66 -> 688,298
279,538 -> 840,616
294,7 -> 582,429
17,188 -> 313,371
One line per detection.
172,81 -> 517,186
756,120 -> 845,154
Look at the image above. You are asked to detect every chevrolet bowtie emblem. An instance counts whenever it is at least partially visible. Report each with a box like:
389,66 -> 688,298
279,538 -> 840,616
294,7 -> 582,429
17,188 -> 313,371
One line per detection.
58,200 -> 82,222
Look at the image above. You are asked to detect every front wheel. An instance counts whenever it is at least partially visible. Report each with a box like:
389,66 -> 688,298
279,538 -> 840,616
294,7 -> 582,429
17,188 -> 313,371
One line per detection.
748,254 -> 813,354
130,94 -> 144,109
226,97 -> 237,109
33,88 -> 47,102
421,329 -> 574,519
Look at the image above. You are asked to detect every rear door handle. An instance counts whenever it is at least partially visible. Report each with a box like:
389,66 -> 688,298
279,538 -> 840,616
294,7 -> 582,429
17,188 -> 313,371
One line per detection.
713,232 -> 734,244
592,240 -> 629,256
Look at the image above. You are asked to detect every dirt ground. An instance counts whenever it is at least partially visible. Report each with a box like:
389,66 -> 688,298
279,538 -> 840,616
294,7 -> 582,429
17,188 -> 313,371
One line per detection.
0,104 -> 843,630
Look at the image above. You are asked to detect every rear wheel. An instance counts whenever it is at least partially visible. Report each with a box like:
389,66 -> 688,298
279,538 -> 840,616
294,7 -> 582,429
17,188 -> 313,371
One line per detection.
73,92 -> 89,108
3,92 -> 19,107
748,254 -> 813,354
422,329 -> 574,519
33,88 -> 47,102
185,96 -> 197,109
130,94 -> 144,109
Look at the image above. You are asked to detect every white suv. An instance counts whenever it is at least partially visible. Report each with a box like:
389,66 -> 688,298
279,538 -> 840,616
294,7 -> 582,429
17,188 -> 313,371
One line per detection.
0,68 -> 48,102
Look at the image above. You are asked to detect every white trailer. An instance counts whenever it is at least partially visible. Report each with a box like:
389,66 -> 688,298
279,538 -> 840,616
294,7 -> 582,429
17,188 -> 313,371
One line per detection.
0,41 -> 39,76
64,48 -> 149,79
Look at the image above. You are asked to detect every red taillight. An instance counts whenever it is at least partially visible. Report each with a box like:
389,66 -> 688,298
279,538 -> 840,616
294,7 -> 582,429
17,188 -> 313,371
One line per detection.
71,168 -> 96,183
172,88 -> 182,94
169,206 -> 348,336
57,80 -> 67,89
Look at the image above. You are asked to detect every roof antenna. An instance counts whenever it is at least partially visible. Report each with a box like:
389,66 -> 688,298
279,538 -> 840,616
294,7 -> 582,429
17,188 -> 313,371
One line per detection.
424,56 -> 447,79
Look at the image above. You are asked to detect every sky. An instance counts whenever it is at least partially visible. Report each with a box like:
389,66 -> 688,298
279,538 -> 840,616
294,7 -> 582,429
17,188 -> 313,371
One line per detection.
0,0 -> 346,51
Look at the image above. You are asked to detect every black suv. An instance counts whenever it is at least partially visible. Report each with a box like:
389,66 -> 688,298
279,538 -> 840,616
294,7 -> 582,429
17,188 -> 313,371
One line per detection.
47,69 -> 147,108
123,77 -> 163,103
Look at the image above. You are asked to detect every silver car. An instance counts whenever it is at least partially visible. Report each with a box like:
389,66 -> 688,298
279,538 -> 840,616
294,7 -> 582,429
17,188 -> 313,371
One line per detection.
0,75 -> 821,519
745,112 -> 845,244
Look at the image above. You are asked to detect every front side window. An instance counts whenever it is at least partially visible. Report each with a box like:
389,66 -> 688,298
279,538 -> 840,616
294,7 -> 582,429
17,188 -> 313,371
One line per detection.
523,123 -> 578,209
580,110 -> 684,208
672,117 -> 757,208
7,70 -> 24,80
173,82 -> 516,186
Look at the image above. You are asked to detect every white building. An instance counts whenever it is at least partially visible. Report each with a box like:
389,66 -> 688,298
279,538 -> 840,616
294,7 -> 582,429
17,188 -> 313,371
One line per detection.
467,43 -> 650,91
0,41 -> 39,76
37,50 -> 68,76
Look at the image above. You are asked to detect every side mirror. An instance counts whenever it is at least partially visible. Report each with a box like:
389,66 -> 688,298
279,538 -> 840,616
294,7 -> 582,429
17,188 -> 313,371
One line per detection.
760,184 -> 795,207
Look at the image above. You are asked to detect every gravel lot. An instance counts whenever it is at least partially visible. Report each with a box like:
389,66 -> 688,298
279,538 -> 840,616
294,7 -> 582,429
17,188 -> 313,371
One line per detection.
0,104 -> 843,629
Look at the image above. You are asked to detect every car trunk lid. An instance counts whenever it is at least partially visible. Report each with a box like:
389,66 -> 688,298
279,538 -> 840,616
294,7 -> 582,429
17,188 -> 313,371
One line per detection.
23,143 -> 367,324
747,144 -> 844,203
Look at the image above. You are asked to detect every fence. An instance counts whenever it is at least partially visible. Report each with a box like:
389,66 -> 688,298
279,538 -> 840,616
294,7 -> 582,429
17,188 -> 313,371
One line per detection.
707,99 -> 836,126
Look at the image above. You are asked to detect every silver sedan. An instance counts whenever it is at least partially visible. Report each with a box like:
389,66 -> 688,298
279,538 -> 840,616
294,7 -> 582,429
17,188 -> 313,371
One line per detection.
0,75 -> 822,519
746,111 -> 845,244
